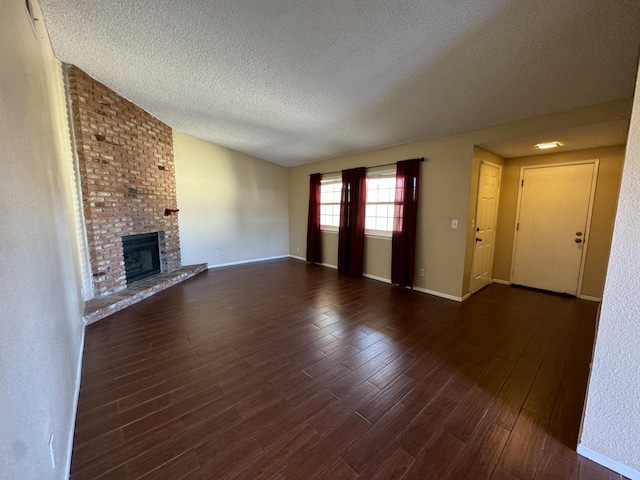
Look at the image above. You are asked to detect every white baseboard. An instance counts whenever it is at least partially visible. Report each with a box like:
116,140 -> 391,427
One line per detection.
579,295 -> 602,302
289,255 -> 306,261
318,262 -> 338,270
311,263 -> 462,302
491,278 -> 511,285
207,255 -> 288,269
363,273 -> 392,284
413,286 -> 464,302
66,326 -> 85,476
577,444 -> 640,480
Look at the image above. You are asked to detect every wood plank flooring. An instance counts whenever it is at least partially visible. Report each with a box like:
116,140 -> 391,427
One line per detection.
70,258 -> 626,479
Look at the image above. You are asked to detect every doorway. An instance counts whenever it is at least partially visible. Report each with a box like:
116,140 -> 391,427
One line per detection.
511,161 -> 598,296
471,160 -> 502,293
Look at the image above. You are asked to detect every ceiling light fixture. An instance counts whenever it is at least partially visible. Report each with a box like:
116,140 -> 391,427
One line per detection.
535,141 -> 561,150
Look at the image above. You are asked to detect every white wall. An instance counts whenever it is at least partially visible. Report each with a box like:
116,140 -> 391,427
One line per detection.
173,131 -> 289,266
0,0 -> 85,478
579,66 -> 640,478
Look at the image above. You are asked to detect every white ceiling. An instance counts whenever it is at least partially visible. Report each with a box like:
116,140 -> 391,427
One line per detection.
39,0 -> 640,167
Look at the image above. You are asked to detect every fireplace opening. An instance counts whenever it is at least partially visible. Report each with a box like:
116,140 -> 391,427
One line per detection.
122,232 -> 161,285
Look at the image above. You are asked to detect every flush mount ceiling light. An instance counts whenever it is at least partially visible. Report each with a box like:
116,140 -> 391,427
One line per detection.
535,141 -> 562,150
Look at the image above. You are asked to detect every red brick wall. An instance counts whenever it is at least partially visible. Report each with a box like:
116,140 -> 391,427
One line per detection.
68,66 -> 181,297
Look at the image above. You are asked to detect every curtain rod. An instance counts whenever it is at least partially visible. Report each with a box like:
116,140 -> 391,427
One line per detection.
309,157 -> 425,176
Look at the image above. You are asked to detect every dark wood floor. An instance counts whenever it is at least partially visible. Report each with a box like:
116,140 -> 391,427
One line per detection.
70,258 -> 626,480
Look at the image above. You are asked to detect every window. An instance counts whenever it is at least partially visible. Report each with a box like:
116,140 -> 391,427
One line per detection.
366,172 -> 396,236
319,177 -> 341,231
319,171 -> 397,236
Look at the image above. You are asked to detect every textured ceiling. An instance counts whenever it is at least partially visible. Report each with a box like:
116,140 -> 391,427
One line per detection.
39,0 -> 640,167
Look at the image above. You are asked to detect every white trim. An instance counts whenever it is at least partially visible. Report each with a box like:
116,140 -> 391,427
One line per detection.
365,233 -> 392,240
62,65 -> 94,300
576,160 -> 599,296
66,327 -> 85,476
470,159 -> 503,295
24,0 -> 38,37
306,263 -> 465,302
320,229 -> 391,241
511,167 -> 526,280
577,445 -> 640,480
363,273 -> 392,284
319,262 -> 338,270
413,286 -> 464,302
578,295 -> 602,302
491,278 -> 511,285
365,170 -> 396,237
207,255 -> 288,269
289,255 -> 306,262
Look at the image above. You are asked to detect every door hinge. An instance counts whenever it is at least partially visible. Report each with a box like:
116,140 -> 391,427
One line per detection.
521,179 -> 524,187
516,222 -> 520,230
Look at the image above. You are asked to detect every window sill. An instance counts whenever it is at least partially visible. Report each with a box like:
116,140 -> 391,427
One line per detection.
321,229 -> 391,240
365,233 -> 392,240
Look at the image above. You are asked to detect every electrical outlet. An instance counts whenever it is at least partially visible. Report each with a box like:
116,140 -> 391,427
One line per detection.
419,268 -> 424,276
296,247 -> 300,253
215,249 -> 220,256
451,219 -> 458,229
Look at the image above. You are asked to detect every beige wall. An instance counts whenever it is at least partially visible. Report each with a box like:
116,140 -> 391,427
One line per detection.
580,66 -> 640,478
289,101 -> 631,300
317,233 -> 393,281
174,132 -> 290,267
289,140 -> 474,299
492,145 -> 625,298
0,0 -> 85,477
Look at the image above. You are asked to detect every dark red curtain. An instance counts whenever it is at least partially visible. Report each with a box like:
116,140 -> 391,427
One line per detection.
306,173 -> 322,264
338,167 -> 367,276
391,158 -> 421,287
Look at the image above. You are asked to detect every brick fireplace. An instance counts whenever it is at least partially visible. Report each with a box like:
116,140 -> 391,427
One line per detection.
68,67 -> 181,297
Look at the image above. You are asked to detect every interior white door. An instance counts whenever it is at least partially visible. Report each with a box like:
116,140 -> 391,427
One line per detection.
511,162 -> 596,295
471,161 -> 502,293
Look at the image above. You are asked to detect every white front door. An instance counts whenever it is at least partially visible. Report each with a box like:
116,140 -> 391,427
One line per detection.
471,161 -> 502,294
511,161 -> 597,296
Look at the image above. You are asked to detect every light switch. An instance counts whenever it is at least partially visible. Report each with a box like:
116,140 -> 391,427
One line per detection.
451,219 -> 458,229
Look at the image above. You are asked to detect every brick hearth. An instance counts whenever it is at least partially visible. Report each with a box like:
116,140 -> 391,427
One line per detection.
83,263 -> 207,325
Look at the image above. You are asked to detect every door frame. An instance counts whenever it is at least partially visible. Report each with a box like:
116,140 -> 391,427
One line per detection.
510,159 -> 599,297
470,159 -> 502,294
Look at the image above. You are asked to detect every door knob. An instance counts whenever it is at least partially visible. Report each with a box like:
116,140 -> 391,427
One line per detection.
575,238 -> 583,243
475,237 -> 483,242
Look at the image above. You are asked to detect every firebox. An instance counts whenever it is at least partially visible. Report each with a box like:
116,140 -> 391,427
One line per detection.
122,232 -> 161,285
